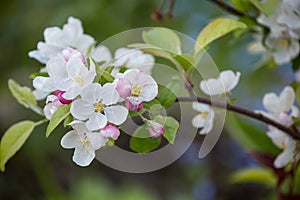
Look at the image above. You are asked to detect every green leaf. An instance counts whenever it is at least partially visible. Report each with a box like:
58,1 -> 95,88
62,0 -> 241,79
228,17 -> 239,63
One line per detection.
143,99 -> 161,110
0,120 -> 35,171
128,43 -> 173,60
230,0 -> 252,13
226,113 -> 280,154
8,79 -> 43,115
173,54 -> 194,71
29,72 -> 48,79
130,125 -> 161,153
294,164 -> 300,194
63,114 -> 74,127
195,18 -> 247,52
231,167 -> 276,186
46,104 -> 70,137
99,69 -> 115,85
157,81 -> 180,108
155,115 -> 179,144
250,0 -> 280,15
142,28 -> 181,53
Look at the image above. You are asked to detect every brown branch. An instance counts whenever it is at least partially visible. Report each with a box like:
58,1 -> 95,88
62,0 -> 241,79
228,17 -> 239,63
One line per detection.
210,0 -> 245,17
176,96 -> 300,140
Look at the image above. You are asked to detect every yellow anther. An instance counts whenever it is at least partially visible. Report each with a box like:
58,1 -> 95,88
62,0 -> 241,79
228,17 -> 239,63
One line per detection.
94,102 -> 106,113
279,39 -> 289,48
131,83 -> 142,96
201,111 -> 209,119
73,76 -> 84,85
80,138 -> 91,151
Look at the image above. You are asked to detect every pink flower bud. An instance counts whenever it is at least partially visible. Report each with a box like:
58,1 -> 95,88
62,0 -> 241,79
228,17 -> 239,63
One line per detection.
147,121 -> 164,138
100,124 -> 120,140
62,47 -> 86,64
56,91 -> 72,104
116,77 -> 132,98
125,99 -> 143,112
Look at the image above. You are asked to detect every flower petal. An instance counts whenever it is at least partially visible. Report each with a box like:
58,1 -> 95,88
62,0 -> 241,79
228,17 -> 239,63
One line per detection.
86,112 -> 107,131
278,86 -> 295,113
70,99 -> 94,120
73,145 -> 95,167
91,45 -> 112,62
104,106 -> 128,125
101,83 -> 120,105
86,132 -> 108,150
61,130 -> 81,149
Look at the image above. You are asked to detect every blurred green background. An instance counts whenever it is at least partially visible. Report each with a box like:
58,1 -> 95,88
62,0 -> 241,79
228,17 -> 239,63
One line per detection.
0,0 -> 293,199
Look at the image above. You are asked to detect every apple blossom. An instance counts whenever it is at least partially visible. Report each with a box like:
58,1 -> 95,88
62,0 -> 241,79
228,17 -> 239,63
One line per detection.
70,83 -> 128,131
116,69 -> 158,107
147,121 -> 164,138
43,95 -> 63,120
100,124 -> 120,140
200,70 -> 241,96
61,121 -> 108,167
192,102 -> 215,134
29,17 -> 95,64
125,99 -> 143,112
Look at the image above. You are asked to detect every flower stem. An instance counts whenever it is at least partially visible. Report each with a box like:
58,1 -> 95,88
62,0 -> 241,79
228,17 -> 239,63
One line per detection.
176,96 -> 300,140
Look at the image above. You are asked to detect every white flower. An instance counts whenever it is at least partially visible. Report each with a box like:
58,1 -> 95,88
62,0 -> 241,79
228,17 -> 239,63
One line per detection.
278,0 -> 300,31
113,48 -> 155,75
200,70 -> 241,96
90,45 -> 112,63
262,86 -> 295,117
33,52 -> 96,100
264,34 -> 299,65
43,95 -> 63,119
192,102 -> 215,134
29,17 -> 95,64
115,69 -> 158,106
61,121 -> 108,167
70,83 -> 128,131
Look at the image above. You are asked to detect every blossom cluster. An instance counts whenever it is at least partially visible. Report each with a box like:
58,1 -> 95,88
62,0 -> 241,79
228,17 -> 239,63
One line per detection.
29,17 -> 162,166
249,0 -> 300,65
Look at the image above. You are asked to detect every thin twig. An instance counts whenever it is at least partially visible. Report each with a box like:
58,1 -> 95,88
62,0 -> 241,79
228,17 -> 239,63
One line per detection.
176,96 -> 300,140
210,0 -> 245,17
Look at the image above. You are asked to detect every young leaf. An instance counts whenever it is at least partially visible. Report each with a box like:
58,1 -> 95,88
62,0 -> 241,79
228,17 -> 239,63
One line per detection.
230,167 -> 276,186
230,0 -> 252,13
155,116 -> 179,144
128,43 -> 173,60
130,125 -> 161,153
8,79 -> 43,115
195,18 -> 247,53
157,81 -> 180,108
46,104 -> 70,137
142,28 -> 181,54
0,120 -> 35,171
173,54 -> 194,71
250,0 -> 280,15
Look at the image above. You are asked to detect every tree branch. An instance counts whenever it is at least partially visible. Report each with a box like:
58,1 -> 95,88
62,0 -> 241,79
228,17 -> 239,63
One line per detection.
176,96 -> 300,140
210,0 -> 245,17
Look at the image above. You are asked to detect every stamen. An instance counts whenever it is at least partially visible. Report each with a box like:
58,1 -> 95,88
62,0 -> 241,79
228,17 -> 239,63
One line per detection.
94,102 -> 106,113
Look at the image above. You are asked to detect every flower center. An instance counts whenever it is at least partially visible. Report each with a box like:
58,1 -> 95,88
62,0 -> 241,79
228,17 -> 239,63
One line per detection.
73,76 -> 84,85
80,138 -> 91,151
94,102 -> 106,113
201,111 -> 209,119
279,39 -> 289,48
131,83 -> 142,96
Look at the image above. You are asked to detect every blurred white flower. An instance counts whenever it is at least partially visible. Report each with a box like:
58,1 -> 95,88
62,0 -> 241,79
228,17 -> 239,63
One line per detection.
113,48 -> 155,75
61,121 -> 108,167
70,83 -> 128,131
192,102 -> 215,134
200,70 -> 241,96
43,95 -> 62,120
29,17 -> 95,64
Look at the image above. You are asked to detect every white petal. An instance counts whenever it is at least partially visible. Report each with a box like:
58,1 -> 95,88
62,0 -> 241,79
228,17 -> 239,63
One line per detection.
192,114 -> 205,128
200,79 -> 224,95
192,102 -> 211,112
80,83 -> 99,103
220,70 -> 240,92
86,132 -> 108,150
70,99 -> 94,120
69,120 -> 90,134
76,35 -> 95,54
86,112 -> 107,131
104,106 -> 128,125
62,86 -> 80,100
66,55 -> 87,79
278,86 -> 295,112
61,130 -> 81,149
46,54 -> 67,78
91,45 -> 112,62
44,27 -> 66,48
137,74 -> 158,102
101,83 -> 120,105
28,50 -> 48,64
33,77 -> 56,92
33,89 -> 49,100
73,145 -> 95,167
263,92 -> 279,114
